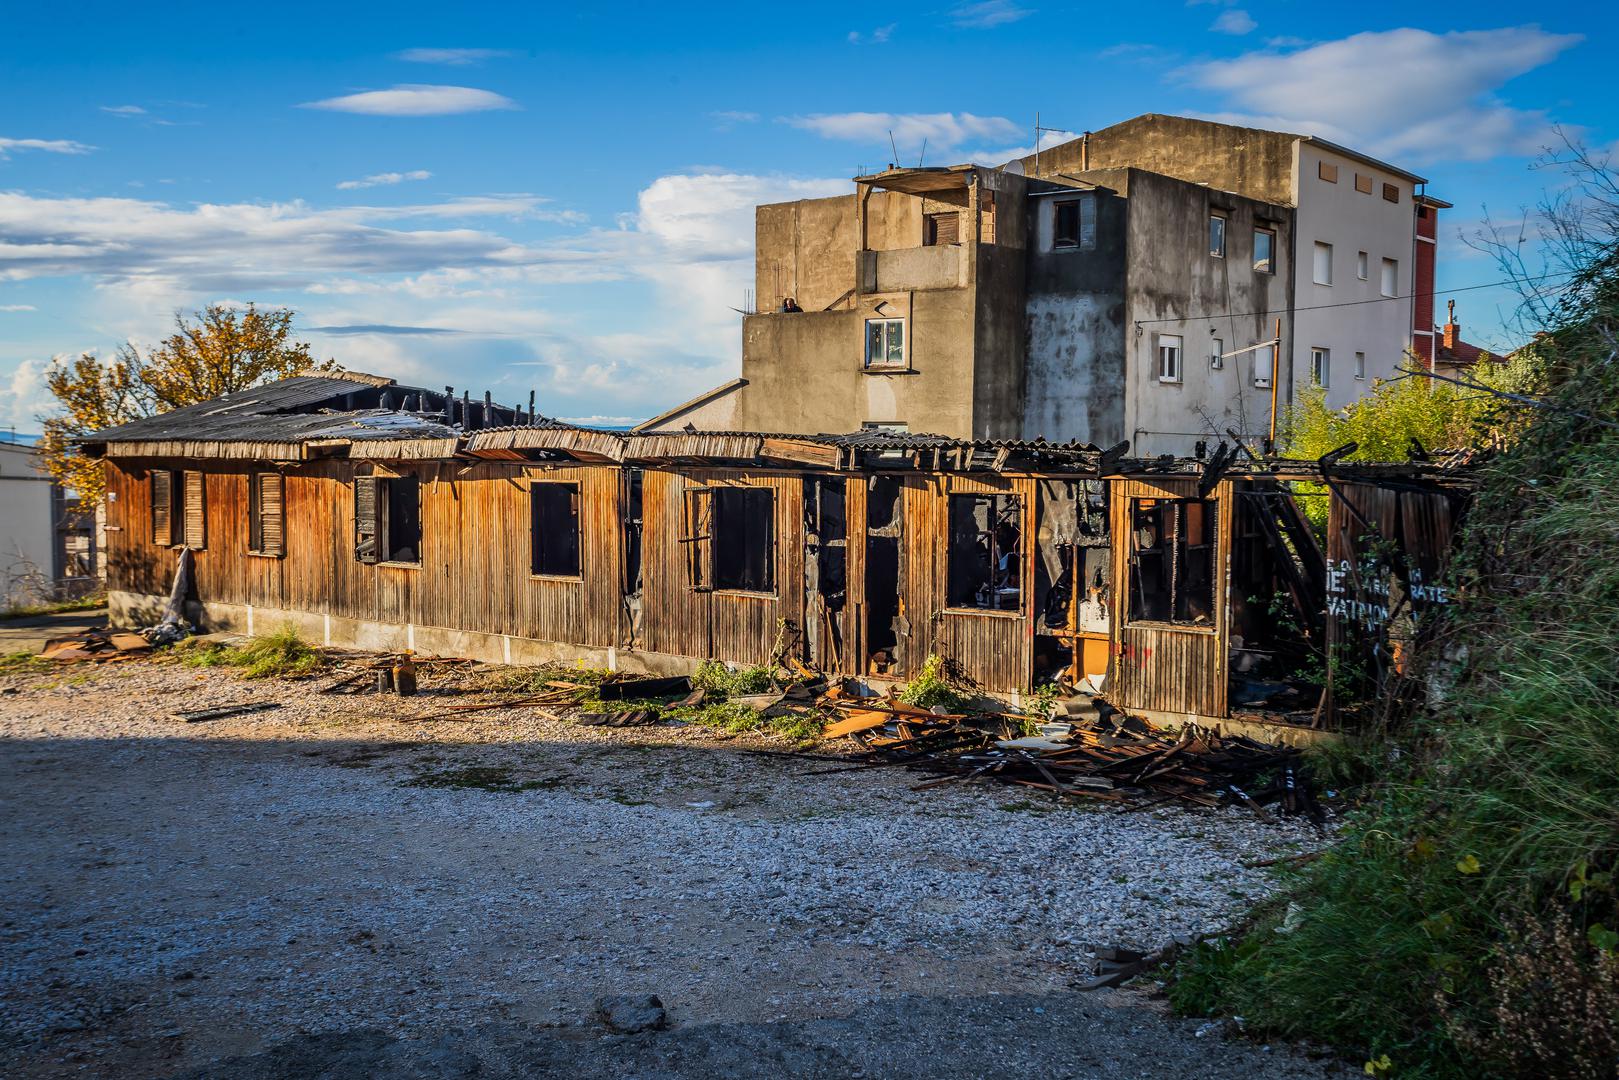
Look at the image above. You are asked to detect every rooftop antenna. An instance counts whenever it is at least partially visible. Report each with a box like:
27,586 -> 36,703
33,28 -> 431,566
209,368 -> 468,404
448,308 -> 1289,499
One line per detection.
887,130 -> 899,169
917,137 -> 927,168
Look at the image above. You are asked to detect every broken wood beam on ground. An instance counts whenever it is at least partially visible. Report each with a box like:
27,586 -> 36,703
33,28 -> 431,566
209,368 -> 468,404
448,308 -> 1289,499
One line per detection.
171,702 -> 282,723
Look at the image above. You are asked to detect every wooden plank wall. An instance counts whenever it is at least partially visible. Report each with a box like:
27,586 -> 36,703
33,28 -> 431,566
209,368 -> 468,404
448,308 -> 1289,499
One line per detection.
1109,477 -> 1231,718
899,473 -> 1036,694
106,459 -> 624,650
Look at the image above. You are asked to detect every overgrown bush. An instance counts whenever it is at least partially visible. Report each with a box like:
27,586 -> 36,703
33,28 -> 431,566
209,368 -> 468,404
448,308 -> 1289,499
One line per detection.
898,654 -> 968,712
691,659 -> 773,695
173,626 -> 324,679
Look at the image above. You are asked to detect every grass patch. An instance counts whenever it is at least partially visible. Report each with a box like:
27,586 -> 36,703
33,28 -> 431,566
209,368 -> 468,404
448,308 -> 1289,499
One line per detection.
898,654 -> 969,713
691,659 -> 773,695
0,592 -> 105,621
171,626 -> 325,678
0,651 -> 55,676
403,766 -> 562,793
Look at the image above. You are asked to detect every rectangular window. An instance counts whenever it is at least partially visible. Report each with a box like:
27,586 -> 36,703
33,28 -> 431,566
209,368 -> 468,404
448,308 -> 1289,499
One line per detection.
354,475 -> 421,565
1355,351 -> 1367,380
180,470 -> 206,550
1313,241 -> 1333,285
1383,182 -> 1400,203
946,493 -> 1022,611
1357,250 -> 1369,280
1253,227 -> 1275,273
681,487 -> 713,590
1157,334 -> 1183,383
1127,498 -> 1215,627
1381,258 -> 1398,298
1355,172 -> 1374,194
1311,347 -> 1331,388
1318,161 -> 1339,183
924,212 -> 959,246
864,318 -> 905,368
530,482 -> 581,578
1210,337 -> 1224,370
1053,196 -> 1095,250
151,469 -> 174,546
249,472 -> 285,557
1209,214 -> 1226,257
712,487 -> 775,593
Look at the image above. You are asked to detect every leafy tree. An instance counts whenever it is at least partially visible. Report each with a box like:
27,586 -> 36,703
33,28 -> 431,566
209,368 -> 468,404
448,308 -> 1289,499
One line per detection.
36,303 -> 330,503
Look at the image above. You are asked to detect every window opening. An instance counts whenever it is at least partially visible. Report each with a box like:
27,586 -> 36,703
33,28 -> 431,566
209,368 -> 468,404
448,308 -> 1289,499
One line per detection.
946,493 -> 1023,611
1127,498 -> 1215,626
530,481 -> 581,577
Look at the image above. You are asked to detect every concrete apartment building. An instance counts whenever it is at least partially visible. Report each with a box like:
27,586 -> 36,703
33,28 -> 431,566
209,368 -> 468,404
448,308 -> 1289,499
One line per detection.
643,114 -> 1445,456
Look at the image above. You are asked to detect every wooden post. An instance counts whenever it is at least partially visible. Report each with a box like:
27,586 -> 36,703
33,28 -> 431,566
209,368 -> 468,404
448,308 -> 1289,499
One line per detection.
1267,317 -> 1282,449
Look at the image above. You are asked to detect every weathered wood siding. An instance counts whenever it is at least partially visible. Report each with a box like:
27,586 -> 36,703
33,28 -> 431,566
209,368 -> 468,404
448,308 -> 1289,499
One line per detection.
106,459 -> 624,649
1109,476 -> 1231,718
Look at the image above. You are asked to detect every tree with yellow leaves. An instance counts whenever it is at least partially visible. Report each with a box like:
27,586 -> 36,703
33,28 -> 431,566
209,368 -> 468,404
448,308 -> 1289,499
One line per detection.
37,303 -> 332,503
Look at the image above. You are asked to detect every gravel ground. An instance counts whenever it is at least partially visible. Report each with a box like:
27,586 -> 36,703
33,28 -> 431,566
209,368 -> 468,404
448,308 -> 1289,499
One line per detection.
0,655 -> 1351,1078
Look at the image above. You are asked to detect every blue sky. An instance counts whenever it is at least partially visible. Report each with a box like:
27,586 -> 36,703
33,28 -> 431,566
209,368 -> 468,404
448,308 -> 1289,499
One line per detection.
1,1 -> 1612,432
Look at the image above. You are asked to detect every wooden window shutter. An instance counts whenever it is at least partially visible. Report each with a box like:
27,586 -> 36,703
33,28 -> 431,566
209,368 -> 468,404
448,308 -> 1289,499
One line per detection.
151,470 -> 173,547
181,470 -> 206,550
925,212 -> 959,246
252,472 -> 285,556
354,477 -> 381,564
681,487 -> 713,590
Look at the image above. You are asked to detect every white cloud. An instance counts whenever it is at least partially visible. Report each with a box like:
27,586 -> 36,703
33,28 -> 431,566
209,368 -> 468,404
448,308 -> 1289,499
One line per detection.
951,1 -> 1032,28
848,24 -> 896,44
301,85 -> 518,117
784,111 -> 1021,154
393,48 -> 514,65
0,137 -> 94,159
0,304 -> 37,312
336,169 -> 434,190
1187,27 -> 1584,163
964,127 -> 1079,165
100,104 -> 146,116
0,358 -> 51,433
1211,9 -> 1256,35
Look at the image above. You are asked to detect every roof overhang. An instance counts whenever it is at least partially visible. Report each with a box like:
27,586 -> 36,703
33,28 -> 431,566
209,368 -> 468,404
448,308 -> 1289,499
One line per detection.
853,165 -> 977,202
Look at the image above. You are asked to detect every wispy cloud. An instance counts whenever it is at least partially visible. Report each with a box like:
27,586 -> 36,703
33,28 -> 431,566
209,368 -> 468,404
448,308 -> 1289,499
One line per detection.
951,1 -> 1032,28
1186,26 -> 1584,164
305,323 -> 468,336
710,110 -> 759,132
336,169 -> 433,190
0,304 -> 37,312
393,48 -> 515,66
301,85 -> 518,117
848,24 -> 896,44
0,137 -> 94,159
100,104 -> 146,116
784,111 -> 1021,154
1210,9 -> 1257,34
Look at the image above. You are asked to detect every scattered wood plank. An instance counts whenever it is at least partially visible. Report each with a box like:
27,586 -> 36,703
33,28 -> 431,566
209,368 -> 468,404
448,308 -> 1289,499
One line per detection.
172,702 -> 282,723
821,710 -> 890,739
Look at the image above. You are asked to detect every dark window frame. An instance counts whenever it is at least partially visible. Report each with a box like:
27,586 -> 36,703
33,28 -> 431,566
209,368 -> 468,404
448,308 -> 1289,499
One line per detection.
712,487 -> 776,594
1126,498 -> 1217,628
530,481 -> 582,579
946,492 -> 1024,613
354,474 -> 422,566
1253,227 -> 1276,274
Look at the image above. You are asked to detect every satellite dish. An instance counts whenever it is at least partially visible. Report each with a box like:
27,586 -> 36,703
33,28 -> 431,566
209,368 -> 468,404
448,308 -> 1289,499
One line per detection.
1002,159 -> 1025,176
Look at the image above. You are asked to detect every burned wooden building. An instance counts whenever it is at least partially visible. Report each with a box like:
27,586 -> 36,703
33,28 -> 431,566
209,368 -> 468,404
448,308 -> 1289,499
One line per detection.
84,373 -> 1471,742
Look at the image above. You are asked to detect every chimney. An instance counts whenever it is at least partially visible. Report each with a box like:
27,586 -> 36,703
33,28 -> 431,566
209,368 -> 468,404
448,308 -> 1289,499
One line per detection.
1442,299 -> 1459,351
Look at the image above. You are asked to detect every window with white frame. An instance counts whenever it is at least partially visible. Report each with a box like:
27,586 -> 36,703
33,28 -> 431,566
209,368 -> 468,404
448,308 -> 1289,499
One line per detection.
1209,214 -> 1226,258
1313,241 -> 1333,285
864,318 -> 905,368
1357,250 -> 1369,280
1381,258 -> 1398,298
1311,347 -> 1331,388
1210,337 -> 1224,370
1157,334 -> 1183,383
1355,351 -> 1366,380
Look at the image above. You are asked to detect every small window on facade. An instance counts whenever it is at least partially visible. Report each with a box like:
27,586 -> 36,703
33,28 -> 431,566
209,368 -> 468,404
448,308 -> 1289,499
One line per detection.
1357,250 -> 1369,280
712,487 -> 775,592
924,212 -> 959,246
1127,498 -> 1215,626
865,318 -> 905,368
1253,227 -> 1275,273
1355,351 -> 1367,380
1313,241 -> 1333,285
1053,196 -> 1095,250
1311,347 -> 1331,388
1382,182 -> 1400,203
179,469 -> 206,550
1381,258 -> 1398,298
1210,337 -> 1224,370
1157,334 -> 1183,383
151,469 -> 174,546
249,472 -> 285,556
530,482 -> 581,577
1318,161 -> 1339,183
1355,172 -> 1374,194
354,475 -> 421,565
1209,213 -> 1226,257
946,493 -> 1022,611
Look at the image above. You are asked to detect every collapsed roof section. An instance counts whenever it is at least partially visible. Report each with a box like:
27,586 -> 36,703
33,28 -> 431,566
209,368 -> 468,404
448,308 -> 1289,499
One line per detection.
79,374 -> 1478,485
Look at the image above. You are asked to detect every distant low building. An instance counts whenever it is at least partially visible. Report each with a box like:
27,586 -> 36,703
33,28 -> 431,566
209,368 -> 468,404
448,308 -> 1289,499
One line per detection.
0,440 -> 100,606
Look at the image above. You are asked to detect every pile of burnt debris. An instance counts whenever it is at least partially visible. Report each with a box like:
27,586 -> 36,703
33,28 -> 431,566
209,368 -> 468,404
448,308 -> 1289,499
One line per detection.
816,697 -> 1325,823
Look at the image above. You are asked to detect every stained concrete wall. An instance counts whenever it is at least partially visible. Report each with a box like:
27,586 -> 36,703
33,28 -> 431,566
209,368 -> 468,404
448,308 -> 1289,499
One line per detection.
753,190 -> 922,313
